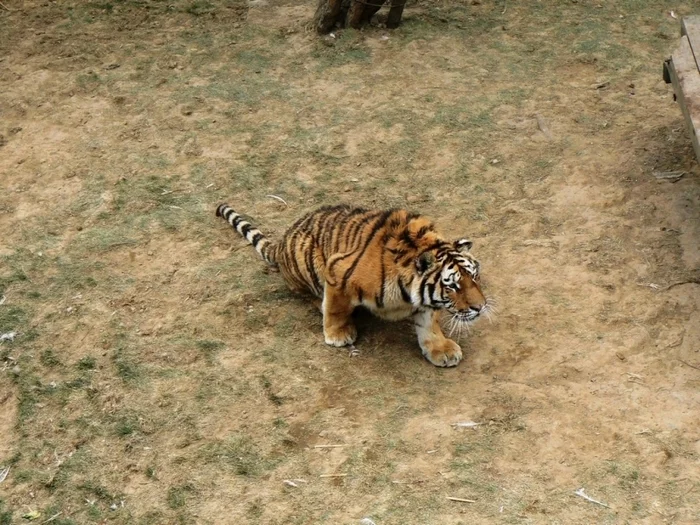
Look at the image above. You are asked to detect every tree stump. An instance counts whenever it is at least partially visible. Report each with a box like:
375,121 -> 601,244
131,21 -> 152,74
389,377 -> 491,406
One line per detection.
313,0 -> 407,34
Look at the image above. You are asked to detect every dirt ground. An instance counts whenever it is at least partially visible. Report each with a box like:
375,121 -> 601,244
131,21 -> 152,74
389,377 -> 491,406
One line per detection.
1,0 -> 699,523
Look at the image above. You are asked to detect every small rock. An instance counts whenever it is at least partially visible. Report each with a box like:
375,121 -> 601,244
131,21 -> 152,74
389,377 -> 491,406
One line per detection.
104,63 -> 120,70
11,366 -> 21,375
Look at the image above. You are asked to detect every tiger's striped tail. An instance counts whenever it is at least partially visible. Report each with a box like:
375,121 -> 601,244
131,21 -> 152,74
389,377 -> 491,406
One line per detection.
216,203 -> 277,266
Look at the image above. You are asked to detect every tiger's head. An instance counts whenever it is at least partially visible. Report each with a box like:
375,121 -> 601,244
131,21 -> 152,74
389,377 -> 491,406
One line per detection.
414,238 -> 490,326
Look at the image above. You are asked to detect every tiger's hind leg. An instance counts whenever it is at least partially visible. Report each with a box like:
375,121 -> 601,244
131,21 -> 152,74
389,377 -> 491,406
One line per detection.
322,283 -> 357,347
413,310 -> 463,367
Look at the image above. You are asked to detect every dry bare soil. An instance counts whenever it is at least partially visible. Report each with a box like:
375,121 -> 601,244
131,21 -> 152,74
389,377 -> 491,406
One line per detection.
1,1 -> 699,524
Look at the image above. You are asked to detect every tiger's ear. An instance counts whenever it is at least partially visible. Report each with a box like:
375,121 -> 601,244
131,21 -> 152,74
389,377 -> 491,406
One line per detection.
454,239 -> 473,253
415,252 -> 435,274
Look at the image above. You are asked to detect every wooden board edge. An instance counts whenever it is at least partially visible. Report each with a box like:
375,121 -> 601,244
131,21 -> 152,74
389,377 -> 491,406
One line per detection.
668,35 -> 700,163
681,15 -> 700,73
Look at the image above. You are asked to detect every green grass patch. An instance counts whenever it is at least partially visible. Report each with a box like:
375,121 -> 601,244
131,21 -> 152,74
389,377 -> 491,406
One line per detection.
0,500 -> 13,525
40,349 -> 63,368
196,339 -> 225,365
167,483 -> 196,509
112,349 -> 142,384
76,356 -> 97,370
201,435 -> 277,477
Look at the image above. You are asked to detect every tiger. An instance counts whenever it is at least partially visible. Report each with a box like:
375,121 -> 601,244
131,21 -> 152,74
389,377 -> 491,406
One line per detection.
215,203 -> 490,367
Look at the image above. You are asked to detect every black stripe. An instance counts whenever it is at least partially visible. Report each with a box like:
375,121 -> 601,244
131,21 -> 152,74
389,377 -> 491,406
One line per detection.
357,287 -> 364,303
285,237 -> 304,286
387,215 -> 402,230
418,275 -> 428,305
427,281 -> 436,304
416,225 -> 430,238
341,210 -> 394,290
327,217 -> 367,275
398,277 -> 411,303
317,208 -> 340,256
305,241 -> 322,295
240,223 -> 252,238
400,229 -> 417,249
331,210 -> 352,254
223,208 -> 235,221
376,255 -> 386,308
232,216 -> 243,229
419,271 -> 440,305
417,241 -> 449,259
347,215 -> 371,250
348,210 -> 383,250
427,240 -> 448,252
251,232 -> 263,247
391,249 -> 407,263
284,214 -> 314,284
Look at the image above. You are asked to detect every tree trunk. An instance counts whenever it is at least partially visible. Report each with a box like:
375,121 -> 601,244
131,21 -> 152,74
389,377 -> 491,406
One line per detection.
313,0 -> 343,34
386,0 -> 407,28
361,0 -> 386,23
346,0 -> 365,29
313,0 -> 402,34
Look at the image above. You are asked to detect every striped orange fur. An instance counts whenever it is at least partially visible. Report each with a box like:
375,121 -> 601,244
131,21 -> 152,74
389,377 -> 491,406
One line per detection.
216,203 -> 490,367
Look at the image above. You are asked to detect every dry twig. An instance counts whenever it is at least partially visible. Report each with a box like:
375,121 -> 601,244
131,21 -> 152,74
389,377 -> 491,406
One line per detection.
392,479 -> 430,484
320,473 -> 347,478
451,421 -> 481,429
659,278 -> 700,291
266,194 -> 288,206
652,170 -> 685,182
535,113 -> 553,141
574,488 -> 610,508
447,496 -> 476,503
677,359 -> 700,371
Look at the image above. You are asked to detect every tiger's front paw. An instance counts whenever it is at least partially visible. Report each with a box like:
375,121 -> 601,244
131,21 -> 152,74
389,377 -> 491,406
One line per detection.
422,338 -> 463,367
324,323 -> 357,347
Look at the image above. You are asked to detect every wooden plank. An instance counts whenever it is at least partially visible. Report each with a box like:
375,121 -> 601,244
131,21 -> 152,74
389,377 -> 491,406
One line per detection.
681,15 -> 700,73
668,34 -> 700,163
